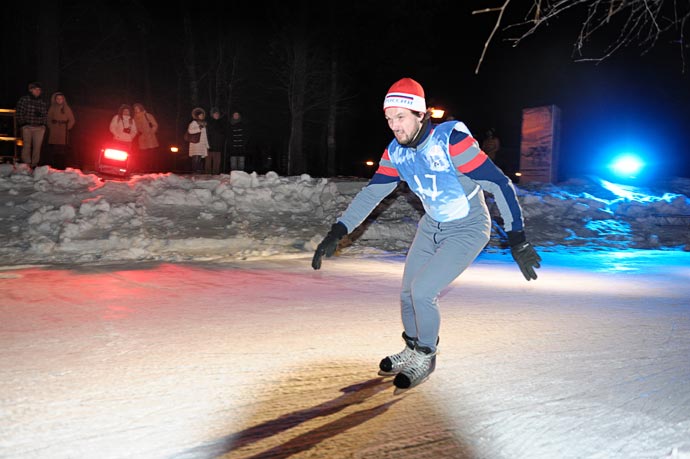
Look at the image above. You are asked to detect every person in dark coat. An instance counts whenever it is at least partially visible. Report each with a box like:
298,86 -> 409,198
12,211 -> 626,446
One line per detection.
205,107 -> 227,174
229,111 -> 246,172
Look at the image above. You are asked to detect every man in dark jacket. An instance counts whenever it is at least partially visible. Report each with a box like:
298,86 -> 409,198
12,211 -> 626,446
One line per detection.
16,82 -> 49,168
205,107 -> 227,174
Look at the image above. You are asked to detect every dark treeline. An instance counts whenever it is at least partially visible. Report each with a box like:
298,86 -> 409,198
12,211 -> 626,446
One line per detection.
3,1 -> 689,178
3,0 -> 436,176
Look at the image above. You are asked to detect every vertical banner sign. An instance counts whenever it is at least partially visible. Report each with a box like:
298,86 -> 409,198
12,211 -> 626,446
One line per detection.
519,105 -> 561,183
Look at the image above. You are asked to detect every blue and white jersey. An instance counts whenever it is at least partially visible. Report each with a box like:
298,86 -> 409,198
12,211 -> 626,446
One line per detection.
336,119 -> 524,234
388,122 -> 476,222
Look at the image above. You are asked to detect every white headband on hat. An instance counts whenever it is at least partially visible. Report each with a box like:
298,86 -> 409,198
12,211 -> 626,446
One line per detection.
383,93 -> 426,113
383,78 -> 427,113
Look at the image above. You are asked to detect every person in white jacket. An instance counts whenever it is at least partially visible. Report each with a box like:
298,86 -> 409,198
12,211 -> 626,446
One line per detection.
109,104 -> 137,149
187,107 -> 209,173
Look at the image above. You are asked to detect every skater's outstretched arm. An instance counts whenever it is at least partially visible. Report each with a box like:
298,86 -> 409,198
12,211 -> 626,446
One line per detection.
311,180 -> 397,270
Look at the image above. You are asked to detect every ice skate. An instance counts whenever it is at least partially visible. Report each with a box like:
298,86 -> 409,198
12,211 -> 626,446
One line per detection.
378,332 -> 416,376
393,345 -> 436,395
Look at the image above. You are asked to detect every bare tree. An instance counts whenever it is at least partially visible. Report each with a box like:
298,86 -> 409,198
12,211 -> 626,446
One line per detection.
265,2 -> 339,175
474,0 -> 690,73
202,30 -> 244,117
182,10 -> 200,108
286,30 -> 309,176
37,1 -> 60,93
224,52 -> 242,119
326,51 -> 338,177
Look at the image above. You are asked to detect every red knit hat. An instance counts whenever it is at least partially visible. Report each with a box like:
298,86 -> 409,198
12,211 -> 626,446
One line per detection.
383,78 -> 426,113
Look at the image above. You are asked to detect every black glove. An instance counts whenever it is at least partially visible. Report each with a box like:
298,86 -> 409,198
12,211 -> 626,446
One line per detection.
312,222 -> 348,270
508,231 -> 541,281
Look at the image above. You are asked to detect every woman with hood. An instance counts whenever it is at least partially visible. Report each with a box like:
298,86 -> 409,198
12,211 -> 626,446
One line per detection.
132,103 -> 160,173
46,91 -> 76,169
109,104 -> 137,149
187,107 -> 209,173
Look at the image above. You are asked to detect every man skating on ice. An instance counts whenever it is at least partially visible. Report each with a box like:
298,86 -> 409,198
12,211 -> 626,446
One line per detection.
312,77 -> 541,393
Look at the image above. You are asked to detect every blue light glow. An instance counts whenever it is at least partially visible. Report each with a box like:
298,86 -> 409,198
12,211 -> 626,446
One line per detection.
609,154 -> 644,178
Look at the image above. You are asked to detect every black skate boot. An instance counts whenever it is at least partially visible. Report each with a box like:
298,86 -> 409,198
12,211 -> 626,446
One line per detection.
393,345 -> 437,395
378,332 -> 417,376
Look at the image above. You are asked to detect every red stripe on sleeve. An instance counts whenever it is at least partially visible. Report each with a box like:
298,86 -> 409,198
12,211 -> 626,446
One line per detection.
376,165 -> 399,177
449,136 -> 475,157
457,152 -> 488,173
375,148 -> 398,176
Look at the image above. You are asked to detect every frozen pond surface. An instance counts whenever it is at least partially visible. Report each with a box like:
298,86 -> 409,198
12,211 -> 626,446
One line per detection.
2,250 -> 689,459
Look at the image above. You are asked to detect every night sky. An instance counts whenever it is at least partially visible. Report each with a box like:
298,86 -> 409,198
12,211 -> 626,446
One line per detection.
2,1 -> 689,179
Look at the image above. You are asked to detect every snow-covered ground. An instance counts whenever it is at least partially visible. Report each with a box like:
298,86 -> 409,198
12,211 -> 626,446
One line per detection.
1,164 -> 690,459
1,163 -> 689,266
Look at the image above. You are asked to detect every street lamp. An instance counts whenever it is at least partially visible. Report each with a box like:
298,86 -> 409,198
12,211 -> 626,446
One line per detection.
429,107 -> 445,119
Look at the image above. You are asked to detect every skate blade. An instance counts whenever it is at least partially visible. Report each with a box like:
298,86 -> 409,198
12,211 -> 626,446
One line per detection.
393,386 -> 410,395
392,375 -> 431,395
377,370 -> 398,377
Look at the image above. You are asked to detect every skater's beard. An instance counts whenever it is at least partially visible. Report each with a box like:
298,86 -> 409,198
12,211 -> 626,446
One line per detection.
398,118 -> 428,147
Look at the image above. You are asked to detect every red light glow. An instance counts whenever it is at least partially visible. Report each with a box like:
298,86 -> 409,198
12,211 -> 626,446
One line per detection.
103,149 -> 128,161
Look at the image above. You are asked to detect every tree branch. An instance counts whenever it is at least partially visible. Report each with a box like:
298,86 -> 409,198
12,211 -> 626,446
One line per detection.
474,0 -> 689,73
473,0 -> 511,74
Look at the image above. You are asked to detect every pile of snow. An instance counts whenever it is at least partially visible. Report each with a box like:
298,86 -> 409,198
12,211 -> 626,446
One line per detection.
1,163 -> 689,266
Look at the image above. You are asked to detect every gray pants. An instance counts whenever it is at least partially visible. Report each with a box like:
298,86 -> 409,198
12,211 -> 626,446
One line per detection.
400,200 -> 491,351
21,125 -> 46,167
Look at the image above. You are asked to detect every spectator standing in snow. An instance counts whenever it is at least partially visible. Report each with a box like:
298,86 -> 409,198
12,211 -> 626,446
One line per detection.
312,77 -> 541,394
187,107 -> 209,173
132,103 -> 160,173
45,91 -> 76,169
205,107 -> 226,174
16,81 -> 49,168
109,104 -> 138,150
481,127 -> 500,162
229,111 -> 246,172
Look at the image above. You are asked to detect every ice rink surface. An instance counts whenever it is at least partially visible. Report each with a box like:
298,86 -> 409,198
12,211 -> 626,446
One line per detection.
2,250 -> 689,459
